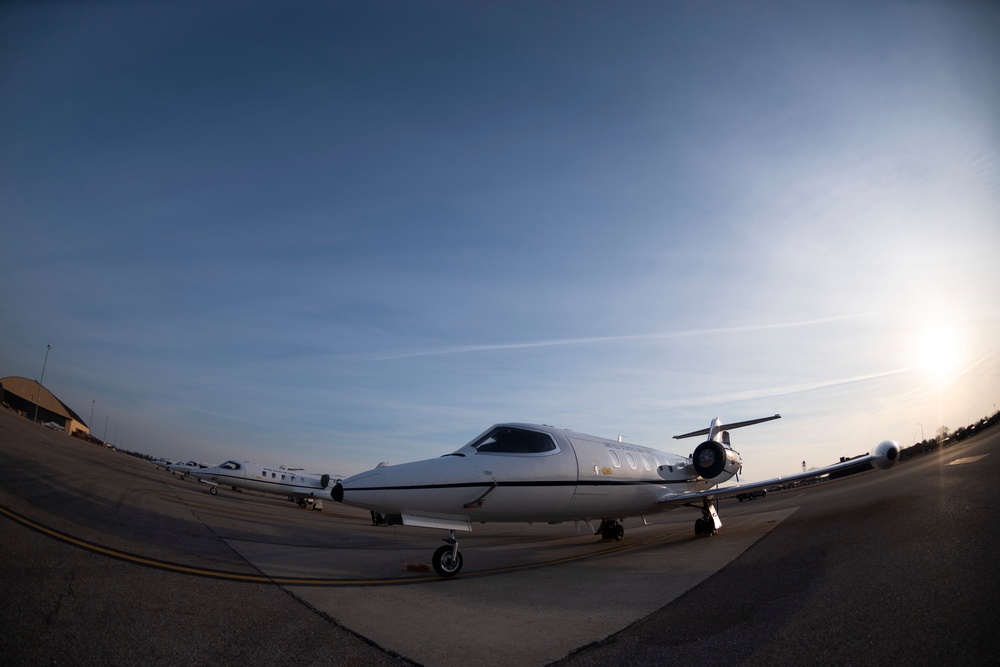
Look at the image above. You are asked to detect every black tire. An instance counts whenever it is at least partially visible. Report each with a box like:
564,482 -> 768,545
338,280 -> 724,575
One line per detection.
615,524 -> 624,541
432,545 -> 463,577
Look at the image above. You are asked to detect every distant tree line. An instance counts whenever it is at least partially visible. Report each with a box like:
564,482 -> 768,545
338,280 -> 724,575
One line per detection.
70,428 -> 154,461
900,410 -> 1000,461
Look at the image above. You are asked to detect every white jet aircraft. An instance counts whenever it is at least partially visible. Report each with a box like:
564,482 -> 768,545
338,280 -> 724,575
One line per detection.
190,460 -> 335,507
151,458 -> 174,470
330,415 -> 900,576
166,460 -> 211,478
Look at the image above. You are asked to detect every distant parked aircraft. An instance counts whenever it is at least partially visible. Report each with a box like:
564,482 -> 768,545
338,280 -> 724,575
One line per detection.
166,460 -> 212,478
190,460 -> 335,508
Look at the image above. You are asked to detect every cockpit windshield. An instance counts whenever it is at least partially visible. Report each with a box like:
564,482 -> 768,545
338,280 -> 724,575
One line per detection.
472,427 -> 557,455
219,461 -> 241,470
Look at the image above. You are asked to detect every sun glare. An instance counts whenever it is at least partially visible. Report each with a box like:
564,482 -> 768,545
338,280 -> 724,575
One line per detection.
919,327 -> 963,380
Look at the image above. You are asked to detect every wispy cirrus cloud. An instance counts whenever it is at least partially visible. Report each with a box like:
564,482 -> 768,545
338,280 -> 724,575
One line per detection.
370,313 -> 871,361
655,366 -> 916,409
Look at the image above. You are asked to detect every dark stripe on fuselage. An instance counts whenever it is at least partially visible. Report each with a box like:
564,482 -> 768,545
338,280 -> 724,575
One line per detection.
345,478 -> 686,493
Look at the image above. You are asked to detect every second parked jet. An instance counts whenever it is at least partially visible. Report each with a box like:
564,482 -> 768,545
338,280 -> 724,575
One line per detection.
191,460 -> 334,507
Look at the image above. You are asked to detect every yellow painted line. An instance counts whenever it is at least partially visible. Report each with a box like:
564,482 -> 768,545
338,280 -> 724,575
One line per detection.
1,503 -> 648,586
0,504 -> 427,586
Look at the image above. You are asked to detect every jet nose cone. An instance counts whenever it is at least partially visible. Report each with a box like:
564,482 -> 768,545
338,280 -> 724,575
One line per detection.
331,481 -> 344,502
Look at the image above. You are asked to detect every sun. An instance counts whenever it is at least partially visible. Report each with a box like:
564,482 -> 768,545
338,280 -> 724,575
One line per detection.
918,326 -> 963,380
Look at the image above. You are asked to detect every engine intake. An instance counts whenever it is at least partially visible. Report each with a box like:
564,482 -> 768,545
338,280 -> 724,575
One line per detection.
692,440 -> 743,480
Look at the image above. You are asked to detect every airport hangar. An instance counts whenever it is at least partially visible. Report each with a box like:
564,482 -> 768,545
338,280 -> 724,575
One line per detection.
0,376 -> 90,438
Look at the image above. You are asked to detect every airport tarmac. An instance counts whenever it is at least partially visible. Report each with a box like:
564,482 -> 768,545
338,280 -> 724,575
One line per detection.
1,407 -> 997,665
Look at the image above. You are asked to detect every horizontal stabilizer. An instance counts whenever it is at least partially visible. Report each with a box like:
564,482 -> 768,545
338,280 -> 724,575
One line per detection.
673,414 -> 781,440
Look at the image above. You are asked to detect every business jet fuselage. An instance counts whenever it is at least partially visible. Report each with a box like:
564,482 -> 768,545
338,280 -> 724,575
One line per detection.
331,416 -> 900,576
191,460 -> 333,506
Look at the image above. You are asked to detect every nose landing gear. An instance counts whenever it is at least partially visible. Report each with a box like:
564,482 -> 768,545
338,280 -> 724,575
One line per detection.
432,530 -> 463,577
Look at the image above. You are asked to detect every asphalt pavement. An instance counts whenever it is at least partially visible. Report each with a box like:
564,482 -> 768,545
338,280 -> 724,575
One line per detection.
1,407 -> 997,665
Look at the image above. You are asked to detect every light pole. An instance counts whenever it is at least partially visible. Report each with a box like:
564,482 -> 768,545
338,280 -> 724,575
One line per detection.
917,422 -> 924,441
90,400 -> 95,428
32,344 -> 52,423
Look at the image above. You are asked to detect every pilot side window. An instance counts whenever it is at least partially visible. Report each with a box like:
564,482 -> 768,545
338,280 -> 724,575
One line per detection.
472,427 -> 557,455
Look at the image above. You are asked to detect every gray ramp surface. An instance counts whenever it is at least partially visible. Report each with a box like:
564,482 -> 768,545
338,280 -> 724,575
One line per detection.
270,509 -> 797,666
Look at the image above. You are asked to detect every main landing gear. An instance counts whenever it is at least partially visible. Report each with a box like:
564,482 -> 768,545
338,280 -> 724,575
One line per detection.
694,498 -> 721,536
432,530 -> 463,577
596,519 -> 625,541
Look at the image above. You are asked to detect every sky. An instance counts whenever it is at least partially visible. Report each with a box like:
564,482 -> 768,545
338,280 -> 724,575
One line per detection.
2,1 -> 998,481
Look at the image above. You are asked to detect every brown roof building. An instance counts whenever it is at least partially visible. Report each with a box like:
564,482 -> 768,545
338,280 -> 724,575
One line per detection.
0,376 -> 90,437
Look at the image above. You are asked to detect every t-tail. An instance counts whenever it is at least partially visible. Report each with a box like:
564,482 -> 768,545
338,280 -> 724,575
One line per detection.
673,414 -> 781,481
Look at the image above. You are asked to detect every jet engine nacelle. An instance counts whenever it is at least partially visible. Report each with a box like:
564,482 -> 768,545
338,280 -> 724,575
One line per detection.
871,440 -> 901,470
692,440 -> 743,480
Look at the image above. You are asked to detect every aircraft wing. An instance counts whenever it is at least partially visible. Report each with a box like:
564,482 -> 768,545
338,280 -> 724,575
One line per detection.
657,444 -> 898,506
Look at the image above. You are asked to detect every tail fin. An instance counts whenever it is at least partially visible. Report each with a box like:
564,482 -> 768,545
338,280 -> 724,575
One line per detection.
677,414 -> 781,481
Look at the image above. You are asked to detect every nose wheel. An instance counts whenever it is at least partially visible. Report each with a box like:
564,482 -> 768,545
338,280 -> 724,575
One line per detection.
432,531 -> 463,577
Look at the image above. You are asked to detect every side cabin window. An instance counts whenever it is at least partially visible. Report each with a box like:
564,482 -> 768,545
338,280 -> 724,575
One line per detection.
609,450 -> 621,468
472,427 -> 557,456
626,453 -> 637,469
